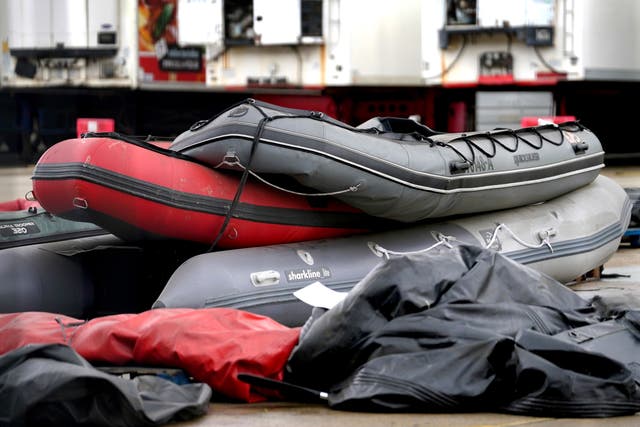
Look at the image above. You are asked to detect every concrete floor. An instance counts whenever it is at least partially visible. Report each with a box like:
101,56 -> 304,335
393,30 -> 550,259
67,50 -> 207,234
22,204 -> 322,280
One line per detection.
0,164 -> 34,202
173,400 -> 640,427
3,165 -> 640,425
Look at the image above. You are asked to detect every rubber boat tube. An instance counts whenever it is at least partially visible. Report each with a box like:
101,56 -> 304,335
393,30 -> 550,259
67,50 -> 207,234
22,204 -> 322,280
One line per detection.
170,99 -> 605,222
32,135 -> 398,249
153,175 -> 631,326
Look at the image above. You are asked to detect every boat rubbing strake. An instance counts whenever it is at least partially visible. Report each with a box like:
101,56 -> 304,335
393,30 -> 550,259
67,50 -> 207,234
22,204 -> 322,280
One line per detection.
170,99 -> 605,222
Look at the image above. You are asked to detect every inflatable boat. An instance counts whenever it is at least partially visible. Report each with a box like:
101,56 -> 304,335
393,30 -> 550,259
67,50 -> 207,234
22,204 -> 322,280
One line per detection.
0,201 -> 105,250
169,99 -> 604,222
153,175 -> 631,326
31,134 -> 397,249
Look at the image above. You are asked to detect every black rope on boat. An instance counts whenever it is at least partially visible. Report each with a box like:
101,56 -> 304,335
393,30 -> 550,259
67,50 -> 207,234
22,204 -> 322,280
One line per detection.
498,129 -> 552,150
81,131 -> 223,169
206,103 -> 272,252
187,98 -> 256,132
204,100 -> 375,251
444,121 -> 587,168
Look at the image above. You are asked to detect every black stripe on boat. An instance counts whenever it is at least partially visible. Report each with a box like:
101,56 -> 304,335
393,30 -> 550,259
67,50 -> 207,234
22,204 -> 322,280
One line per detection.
174,123 -> 604,193
32,162 -> 399,229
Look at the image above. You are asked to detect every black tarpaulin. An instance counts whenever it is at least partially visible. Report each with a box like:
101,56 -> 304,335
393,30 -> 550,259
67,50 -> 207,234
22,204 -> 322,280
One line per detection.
0,343 -> 211,427
284,244 -> 640,417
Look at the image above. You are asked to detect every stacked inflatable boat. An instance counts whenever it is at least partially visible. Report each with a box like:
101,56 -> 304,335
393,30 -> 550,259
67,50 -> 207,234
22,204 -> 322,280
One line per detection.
153,174 -> 630,326
3,98 -> 630,322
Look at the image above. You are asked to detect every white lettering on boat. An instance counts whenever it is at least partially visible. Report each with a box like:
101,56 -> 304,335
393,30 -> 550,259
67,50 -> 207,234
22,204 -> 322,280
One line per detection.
286,267 -> 332,282
0,221 -> 40,237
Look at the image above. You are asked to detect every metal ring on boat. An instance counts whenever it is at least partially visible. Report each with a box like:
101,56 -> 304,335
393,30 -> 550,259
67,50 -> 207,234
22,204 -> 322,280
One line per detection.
367,241 -> 385,258
226,226 -> 238,240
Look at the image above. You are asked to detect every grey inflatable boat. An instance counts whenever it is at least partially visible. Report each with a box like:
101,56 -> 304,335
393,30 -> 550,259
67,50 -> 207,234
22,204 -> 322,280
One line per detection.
0,205 -> 105,250
153,175 -> 631,326
170,99 -> 604,222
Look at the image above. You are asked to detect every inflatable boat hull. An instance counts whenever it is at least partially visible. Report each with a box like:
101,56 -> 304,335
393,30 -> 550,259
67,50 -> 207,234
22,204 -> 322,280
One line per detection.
153,175 -> 631,326
170,99 -> 604,222
32,135 -> 397,249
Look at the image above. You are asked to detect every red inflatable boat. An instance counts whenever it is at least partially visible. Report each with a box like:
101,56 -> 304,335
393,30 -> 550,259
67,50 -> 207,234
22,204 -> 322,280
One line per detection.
32,134 -> 394,249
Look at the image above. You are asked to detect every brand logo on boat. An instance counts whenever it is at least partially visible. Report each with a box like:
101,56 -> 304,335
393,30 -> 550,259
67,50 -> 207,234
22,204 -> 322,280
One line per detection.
286,267 -> 331,282
466,155 -> 495,173
228,106 -> 249,118
296,250 -> 315,265
0,221 -> 40,237
513,152 -> 540,166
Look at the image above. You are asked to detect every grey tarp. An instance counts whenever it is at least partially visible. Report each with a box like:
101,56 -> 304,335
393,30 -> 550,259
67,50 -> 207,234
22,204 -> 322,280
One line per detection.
284,244 -> 640,417
0,343 -> 211,427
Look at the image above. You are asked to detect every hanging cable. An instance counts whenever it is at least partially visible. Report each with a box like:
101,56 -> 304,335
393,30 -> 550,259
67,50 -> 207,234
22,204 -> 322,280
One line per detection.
423,35 -> 469,81
534,45 -> 565,75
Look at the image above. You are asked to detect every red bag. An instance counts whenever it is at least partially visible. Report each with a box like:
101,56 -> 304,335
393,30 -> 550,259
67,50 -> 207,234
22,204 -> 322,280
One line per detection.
0,309 -> 300,402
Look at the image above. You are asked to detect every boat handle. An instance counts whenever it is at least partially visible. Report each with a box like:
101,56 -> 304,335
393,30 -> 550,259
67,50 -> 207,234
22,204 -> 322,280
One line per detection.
572,142 -> 589,154
73,197 -> 89,209
250,270 -> 281,287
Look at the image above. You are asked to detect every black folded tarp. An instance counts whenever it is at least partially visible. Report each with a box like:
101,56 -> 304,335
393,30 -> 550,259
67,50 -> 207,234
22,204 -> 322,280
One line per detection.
0,343 -> 211,427
283,244 -> 640,417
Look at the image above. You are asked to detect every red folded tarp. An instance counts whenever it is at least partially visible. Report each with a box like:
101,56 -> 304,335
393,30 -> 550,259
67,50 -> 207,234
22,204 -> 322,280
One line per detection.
0,308 -> 300,402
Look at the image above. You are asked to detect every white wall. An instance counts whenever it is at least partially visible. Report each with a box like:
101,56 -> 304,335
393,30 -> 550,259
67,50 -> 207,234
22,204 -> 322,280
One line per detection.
575,0 -> 640,80
346,0 -> 423,85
